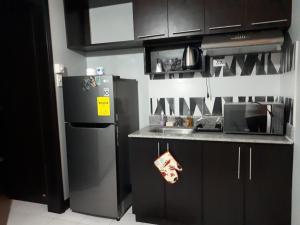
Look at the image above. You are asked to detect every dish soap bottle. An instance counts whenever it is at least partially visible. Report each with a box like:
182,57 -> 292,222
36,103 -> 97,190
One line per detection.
160,111 -> 166,127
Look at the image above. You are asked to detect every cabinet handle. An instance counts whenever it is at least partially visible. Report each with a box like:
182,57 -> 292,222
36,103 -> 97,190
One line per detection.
137,33 -> 165,39
249,147 -> 252,181
251,19 -> 288,26
237,147 -> 241,180
173,28 -> 202,35
209,24 -> 242,30
167,143 -> 170,152
157,142 -> 160,157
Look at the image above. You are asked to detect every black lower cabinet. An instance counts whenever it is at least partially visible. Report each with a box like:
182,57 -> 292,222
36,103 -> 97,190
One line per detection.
203,142 -> 293,225
245,144 -> 293,225
130,138 -> 165,223
130,138 -> 202,225
203,142 -> 244,225
130,138 -> 293,225
166,140 -> 202,225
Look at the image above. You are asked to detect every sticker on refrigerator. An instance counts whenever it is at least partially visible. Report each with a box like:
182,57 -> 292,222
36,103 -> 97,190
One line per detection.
95,76 -> 101,86
97,97 -> 110,116
103,88 -> 110,96
82,77 -> 97,91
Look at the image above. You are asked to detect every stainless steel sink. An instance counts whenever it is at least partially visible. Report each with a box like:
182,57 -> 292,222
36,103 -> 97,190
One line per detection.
149,127 -> 195,135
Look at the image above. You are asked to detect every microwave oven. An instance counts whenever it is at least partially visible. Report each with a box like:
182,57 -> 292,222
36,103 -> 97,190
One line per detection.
223,103 -> 285,135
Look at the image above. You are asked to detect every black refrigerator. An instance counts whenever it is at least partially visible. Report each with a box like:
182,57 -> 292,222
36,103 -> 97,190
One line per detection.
63,75 -> 139,219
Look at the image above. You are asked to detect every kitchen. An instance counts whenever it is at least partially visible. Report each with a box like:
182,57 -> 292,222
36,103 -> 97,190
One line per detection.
0,0 -> 300,225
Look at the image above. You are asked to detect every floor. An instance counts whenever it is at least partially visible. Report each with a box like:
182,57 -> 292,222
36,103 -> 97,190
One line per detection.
2,199 -> 152,225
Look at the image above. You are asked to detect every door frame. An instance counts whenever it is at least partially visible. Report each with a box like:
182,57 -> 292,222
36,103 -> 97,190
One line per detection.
25,0 -> 67,213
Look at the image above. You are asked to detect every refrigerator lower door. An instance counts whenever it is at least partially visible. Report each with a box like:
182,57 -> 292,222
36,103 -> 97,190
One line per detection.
66,124 -> 119,218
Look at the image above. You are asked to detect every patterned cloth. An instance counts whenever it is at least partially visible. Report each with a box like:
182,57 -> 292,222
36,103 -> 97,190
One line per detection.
154,151 -> 183,184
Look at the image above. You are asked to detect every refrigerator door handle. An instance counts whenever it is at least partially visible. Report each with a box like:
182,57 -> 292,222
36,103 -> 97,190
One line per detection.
116,126 -> 119,147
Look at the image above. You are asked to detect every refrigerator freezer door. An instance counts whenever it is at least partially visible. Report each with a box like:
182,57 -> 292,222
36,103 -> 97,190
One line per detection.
63,76 -> 116,124
66,124 -> 119,218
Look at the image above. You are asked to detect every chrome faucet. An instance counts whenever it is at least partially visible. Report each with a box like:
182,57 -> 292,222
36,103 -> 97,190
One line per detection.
160,112 -> 167,126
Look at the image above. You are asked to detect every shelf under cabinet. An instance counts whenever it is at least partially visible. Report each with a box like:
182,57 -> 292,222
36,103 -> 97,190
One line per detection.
68,40 -> 143,52
149,69 -> 203,75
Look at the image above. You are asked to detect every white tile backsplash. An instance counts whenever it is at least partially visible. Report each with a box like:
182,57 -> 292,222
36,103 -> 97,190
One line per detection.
149,76 -> 281,99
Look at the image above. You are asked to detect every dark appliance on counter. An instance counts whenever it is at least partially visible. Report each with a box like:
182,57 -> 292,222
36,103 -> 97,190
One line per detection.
224,103 -> 285,135
182,45 -> 202,70
194,116 -> 223,132
63,75 -> 139,220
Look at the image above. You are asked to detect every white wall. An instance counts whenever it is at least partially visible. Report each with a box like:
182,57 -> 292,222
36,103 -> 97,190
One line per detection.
48,0 -> 87,200
280,70 -> 296,100
86,50 -> 150,128
289,0 -> 300,223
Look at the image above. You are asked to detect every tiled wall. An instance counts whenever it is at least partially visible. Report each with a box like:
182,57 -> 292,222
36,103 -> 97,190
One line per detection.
150,96 -> 293,125
149,39 -> 295,126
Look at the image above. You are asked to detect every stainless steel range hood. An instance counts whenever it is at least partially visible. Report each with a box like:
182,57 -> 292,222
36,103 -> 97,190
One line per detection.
201,30 -> 284,56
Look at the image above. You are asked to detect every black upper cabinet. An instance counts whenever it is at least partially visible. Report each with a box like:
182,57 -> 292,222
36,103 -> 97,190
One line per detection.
245,144 -> 293,225
64,0 -> 91,47
129,138 -> 165,223
168,0 -> 204,37
133,0 -> 168,40
133,0 -> 204,40
63,0 -> 143,51
165,140 -> 202,224
64,0 -> 292,50
132,0 -> 291,41
204,0 -> 245,34
245,0 -> 291,30
203,142 -> 244,225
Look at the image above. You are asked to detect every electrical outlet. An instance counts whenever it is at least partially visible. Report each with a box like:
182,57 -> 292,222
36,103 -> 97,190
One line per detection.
213,59 -> 226,67
56,74 -> 63,87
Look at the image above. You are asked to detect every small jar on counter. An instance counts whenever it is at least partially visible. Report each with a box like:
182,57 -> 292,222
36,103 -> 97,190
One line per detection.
183,116 -> 193,128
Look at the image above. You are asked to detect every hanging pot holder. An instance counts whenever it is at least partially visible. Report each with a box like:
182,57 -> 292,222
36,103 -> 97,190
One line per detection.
154,144 -> 183,184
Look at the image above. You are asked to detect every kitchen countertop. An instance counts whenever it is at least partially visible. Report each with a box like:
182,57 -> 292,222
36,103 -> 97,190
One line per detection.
128,126 -> 294,145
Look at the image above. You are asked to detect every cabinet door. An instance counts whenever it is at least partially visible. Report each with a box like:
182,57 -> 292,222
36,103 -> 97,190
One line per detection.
205,0 -> 244,34
168,0 -> 204,37
165,140 -> 202,224
245,144 -> 293,225
129,138 -> 165,222
246,0 -> 291,30
133,0 -> 168,40
203,142 -> 244,225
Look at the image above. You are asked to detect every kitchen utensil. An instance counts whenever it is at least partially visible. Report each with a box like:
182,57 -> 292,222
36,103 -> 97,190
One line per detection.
171,58 -> 182,71
182,45 -> 202,70
96,66 -> 104,75
86,68 -> 96,76
155,59 -> 164,73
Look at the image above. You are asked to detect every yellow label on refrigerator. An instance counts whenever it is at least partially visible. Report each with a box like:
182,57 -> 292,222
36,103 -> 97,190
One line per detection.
97,97 -> 110,116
